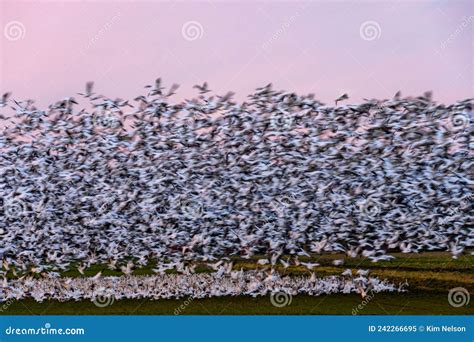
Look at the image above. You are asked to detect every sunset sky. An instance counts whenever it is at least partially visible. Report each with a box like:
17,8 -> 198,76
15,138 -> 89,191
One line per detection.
1,0 -> 472,107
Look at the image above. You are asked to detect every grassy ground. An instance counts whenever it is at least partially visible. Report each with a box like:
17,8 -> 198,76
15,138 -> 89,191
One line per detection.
3,291 -> 472,315
1,252 -> 473,315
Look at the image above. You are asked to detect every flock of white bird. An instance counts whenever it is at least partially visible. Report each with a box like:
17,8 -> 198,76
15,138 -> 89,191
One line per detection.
0,80 -> 472,301
1,269 -> 400,302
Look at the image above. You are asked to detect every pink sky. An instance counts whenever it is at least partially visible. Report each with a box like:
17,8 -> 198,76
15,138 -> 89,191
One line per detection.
0,0 -> 472,107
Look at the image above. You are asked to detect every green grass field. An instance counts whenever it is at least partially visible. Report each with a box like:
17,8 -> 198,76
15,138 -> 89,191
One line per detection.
1,252 -> 473,315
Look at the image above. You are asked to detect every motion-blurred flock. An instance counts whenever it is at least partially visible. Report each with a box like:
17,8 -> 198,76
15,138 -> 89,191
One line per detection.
0,80 -> 472,282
